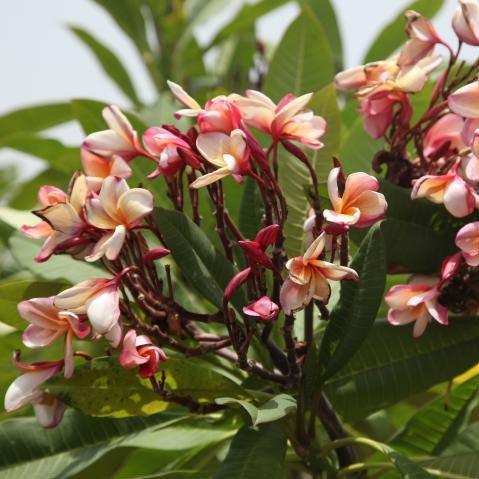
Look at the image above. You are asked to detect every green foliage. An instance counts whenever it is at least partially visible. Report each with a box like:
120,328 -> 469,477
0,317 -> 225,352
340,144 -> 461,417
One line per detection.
326,319 -> 479,421
320,223 -> 386,381
45,356 -> 246,417
213,424 -> 287,479
363,0 -> 445,63
153,208 -> 245,310
216,394 -> 297,426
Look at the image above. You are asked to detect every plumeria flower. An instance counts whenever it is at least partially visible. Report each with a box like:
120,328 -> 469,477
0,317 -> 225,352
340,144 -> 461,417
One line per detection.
167,80 -> 242,134
334,59 -> 400,91
456,221 -> 479,265
460,153 -> 479,183
448,79 -> 479,118
385,276 -> 448,337
411,161 -> 476,217
85,176 -> 153,261
19,297 -> 90,378
238,224 -> 279,269
324,168 -> 387,228
119,330 -> 167,378
280,233 -> 358,314
31,172 -> 91,262
423,113 -> 466,159
4,354 -> 66,428
243,296 -> 279,321
232,90 -> 326,148
143,126 -> 194,177
82,106 -> 144,162
81,150 -> 131,192
21,185 -> 68,240
453,0 -> 479,46
190,129 -> 250,188
462,118 -> 479,156
54,278 -> 121,346
398,10 -> 443,67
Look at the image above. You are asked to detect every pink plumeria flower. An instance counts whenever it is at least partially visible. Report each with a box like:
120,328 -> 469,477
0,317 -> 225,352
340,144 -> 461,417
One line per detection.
453,0 -> 479,46
456,221 -> 479,266
82,105 -> 144,162
143,126 -> 193,177
232,90 -> 326,148
190,129 -> 250,188
54,278 -> 121,346
21,185 -> 68,240
243,296 -> 279,321
423,113 -> 466,159
448,80 -> 479,118
31,173 -> 91,262
323,168 -> 387,228
460,153 -> 479,183
19,297 -> 90,378
119,330 -> 166,378
398,10 -> 443,67
4,355 -> 66,428
334,60 -> 399,91
167,80 -> 242,134
280,232 -> 358,314
411,162 -> 476,217
85,176 -> 153,261
81,150 -> 132,192
385,276 -> 448,337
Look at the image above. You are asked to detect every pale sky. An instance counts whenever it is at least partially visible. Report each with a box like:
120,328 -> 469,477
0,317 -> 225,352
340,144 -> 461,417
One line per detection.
0,0 -> 469,176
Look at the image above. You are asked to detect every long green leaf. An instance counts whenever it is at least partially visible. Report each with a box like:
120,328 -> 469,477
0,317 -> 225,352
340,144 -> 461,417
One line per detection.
0,134 -> 79,174
213,424 -> 287,479
264,7 -> 334,100
152,208 -> 244,310
45,356 -> 245,417
391,376 -> 479,456
69,26 -> 141,107
320,223 -> 386,380
0,410 -> 184,479
326,319 -> 479,421
363,0 -> 445,63
0,103 -> 73,139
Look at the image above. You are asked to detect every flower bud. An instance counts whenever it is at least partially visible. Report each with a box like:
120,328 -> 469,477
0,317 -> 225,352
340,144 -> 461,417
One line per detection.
224,267 -> 252,303
243,296 -> 279,321
143,247 -> 171,262
452,0 -> 479,46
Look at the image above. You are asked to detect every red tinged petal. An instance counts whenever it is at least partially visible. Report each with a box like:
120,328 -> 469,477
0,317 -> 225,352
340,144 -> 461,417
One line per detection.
143,247 -> 171,262
224,267 -> 252,302
254,224 -> 280,250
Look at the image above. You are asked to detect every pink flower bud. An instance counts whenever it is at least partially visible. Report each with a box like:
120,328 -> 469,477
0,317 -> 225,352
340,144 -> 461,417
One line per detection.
224,267 -> 252,303
243,296 -> 279,321
143,247 -> 171,262
452,0 -> 479,46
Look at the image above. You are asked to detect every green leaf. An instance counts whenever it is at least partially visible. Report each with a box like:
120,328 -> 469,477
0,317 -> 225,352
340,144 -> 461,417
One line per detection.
264,7 -> 334,100
339,117 -> 379,174
69,26 -> 141,107
8,232 -> 102,284
320,223 -> 386,380
352,180 -> 459,274
0,410 -> 184,479
208,0 -> 289,47
0,103 -> 73,139
363,0 -> 445,63
0,134 -> 79,174
300,0 -> 343,71
216,394 -> 297,426
0,279 -> 68,329
238,177 -> 263,241
391,376 -> 479,456
213,424 -> 287,479
325,319 -> 479,421
45,356 -> 246,417
152,208 -> 244,310
70,98 -> 109,134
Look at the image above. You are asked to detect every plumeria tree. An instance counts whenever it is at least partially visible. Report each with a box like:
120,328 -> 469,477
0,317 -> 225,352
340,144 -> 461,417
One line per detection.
2,1 -> 479,478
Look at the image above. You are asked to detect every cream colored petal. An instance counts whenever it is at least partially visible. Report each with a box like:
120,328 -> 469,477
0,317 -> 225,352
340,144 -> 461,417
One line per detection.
196,132 -> 230,167
35,203 -> 82,235
303,232 -> 326,261
99,176 -> 129,222
85,198 -> 118,230
190,168 -> 231,188
117,188 -> 153,226
103,105 -> 134,143
167,80 -> 202,110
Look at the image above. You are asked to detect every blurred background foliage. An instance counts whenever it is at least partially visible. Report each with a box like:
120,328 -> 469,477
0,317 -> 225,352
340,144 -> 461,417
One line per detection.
1,1 -> 479,478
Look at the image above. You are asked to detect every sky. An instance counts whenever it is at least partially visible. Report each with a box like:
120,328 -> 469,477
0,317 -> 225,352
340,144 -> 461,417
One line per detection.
0,0 -> 468,176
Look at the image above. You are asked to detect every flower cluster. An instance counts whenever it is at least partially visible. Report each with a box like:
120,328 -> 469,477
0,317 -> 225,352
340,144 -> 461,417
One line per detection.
5,80 -> 386,428
334,1 -> 479,336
